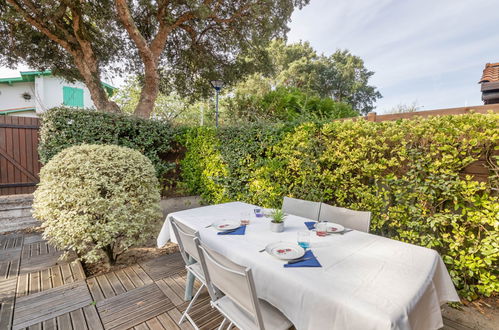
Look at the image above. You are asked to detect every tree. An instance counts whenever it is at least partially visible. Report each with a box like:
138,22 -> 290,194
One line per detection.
389,101 -> 421,114
113,76 -> 189,121
0,0 -> 122,112
223,41 -> 382,116
0,1 -> 309,117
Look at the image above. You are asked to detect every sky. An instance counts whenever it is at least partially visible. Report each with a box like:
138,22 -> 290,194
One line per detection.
287,0 -> 499,113
1,0 -> 498,114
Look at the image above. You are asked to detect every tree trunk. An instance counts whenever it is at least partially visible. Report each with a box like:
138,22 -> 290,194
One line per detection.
103,245 -> 117,265
133,62 -> 159,118
73,41 -> 121,113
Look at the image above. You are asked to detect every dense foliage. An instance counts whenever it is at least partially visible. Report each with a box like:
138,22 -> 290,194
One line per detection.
224,86 -> 359,123
0,0 -> 309,116
180,114 -> 499,300
38,107 -> 178,192
33,144 -> 161,264
223,40 -> 382,117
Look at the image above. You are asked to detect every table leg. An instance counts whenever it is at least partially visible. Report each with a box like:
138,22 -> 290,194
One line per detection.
184,256 -> 195,301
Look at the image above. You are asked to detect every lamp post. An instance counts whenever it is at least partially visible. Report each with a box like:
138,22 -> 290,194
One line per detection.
210,80 -> 224,128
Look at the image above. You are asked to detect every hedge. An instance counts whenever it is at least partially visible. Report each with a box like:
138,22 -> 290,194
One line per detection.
38,107 -> 498,300
39,107 -> 180,193
180,114 -> 499,300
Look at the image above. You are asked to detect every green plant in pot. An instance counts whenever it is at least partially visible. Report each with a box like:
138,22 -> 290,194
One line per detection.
270,209 -> 286,232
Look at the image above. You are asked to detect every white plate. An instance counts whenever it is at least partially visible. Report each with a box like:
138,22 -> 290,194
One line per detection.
265,242 -> 305,260
315,222 -> 345,233
212,221 -> 240,231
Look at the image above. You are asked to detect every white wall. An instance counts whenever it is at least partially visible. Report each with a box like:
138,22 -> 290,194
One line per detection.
36,76 -> 95,113
0,75 -> 98,116
0,82 -> 36,111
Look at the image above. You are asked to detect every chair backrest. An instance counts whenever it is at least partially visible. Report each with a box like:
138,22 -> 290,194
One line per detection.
318,203 -> 371,232
282,196 -> 321,220
170,217 -> 200,264
195,238 -> 265,329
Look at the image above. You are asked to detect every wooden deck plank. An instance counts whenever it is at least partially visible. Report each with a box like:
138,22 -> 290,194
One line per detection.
105,272 -> 126,296
70,308 -> 87,330
168,308 -> 194,330
82,305 -> 104,330
114,268 -> 135,291
162,276 -> 185,300
29,271 -> 40,295
59,263 -> 73,284
86,277 -> 105,303
0,298 -> 15,330
51,266 -> 63,287
96,274 -> 116,299
12,281 -> 92,329
156,279 -> 183,306
132,264 -> 153,285
42,318 -> 57,330
0,277 -> 17,302
56,313 -> 71,330
156,312 -> 181,330
123,266 -> 145,288
140,253 -> 185,281
145,316 -> 166,330
70,261 -> 86,281
97,283 -> 173,330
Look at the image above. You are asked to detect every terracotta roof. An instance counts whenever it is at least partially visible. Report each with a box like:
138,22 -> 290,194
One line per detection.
479,63 -> 499,83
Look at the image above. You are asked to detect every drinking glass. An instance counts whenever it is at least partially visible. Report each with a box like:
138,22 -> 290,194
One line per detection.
297,231 -> 310,250
316,222 -> 328,237
240,211 -> 250,225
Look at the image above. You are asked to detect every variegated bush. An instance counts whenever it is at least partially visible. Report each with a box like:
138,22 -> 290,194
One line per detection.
33,144 -> 161,264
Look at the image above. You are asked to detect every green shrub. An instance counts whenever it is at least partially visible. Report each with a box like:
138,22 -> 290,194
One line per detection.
33,144 -> 162,265
181,113 -> 499,300
38,107 -> 179,193
224,86 -> 359,123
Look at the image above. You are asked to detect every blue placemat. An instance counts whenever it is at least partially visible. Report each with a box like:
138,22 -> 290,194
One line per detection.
284,250 -> 322,268
304,221 -> 317,230
218,225 -> 246,235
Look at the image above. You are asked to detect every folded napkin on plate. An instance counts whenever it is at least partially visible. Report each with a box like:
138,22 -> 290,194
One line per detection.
284,250 -> 321,268
304,221 -> 317,230
218,225 -> 246,235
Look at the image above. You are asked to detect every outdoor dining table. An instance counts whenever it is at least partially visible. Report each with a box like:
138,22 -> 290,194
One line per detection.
157,202 -> 460,330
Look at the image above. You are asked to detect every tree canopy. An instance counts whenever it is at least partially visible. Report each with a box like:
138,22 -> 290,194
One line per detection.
222,40 -> 382,120
0,0 -> 309,117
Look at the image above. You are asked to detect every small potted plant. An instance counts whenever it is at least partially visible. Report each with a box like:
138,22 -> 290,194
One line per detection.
270,209 -> 286,232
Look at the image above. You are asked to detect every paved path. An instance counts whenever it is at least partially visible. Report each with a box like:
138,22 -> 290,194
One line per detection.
0,232 -> 483,330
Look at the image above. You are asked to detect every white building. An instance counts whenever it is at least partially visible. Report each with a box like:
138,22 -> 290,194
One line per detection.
0,70 -> 115,117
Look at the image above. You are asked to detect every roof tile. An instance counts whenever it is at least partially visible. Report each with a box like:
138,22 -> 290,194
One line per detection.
479,63 -> 499,83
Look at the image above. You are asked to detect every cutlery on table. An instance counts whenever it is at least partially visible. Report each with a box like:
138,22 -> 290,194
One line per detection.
287,257 -> 314,265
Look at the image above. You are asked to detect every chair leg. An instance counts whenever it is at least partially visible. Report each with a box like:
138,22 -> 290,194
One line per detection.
217,318 -> 227,330
179,283 -> 205,327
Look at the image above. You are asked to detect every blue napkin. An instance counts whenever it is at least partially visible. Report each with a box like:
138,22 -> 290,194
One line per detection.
218,225 -> 246,235
284,250 -> 322,268
304,221 -> 317,230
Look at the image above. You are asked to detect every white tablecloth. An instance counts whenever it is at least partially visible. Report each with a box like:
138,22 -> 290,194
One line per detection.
157,202 -> 460,330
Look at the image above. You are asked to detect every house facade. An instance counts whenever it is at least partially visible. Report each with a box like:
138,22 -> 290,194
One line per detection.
0,71 -> 115,116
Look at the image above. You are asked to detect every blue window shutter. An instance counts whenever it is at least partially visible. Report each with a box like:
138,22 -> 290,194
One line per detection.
63,86 -> 84,107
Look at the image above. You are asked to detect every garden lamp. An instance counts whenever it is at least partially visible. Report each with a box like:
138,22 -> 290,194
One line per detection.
210,80 -> 224,128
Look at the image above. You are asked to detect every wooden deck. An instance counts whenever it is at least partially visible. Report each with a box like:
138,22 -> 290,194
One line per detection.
0,233 -> 488,330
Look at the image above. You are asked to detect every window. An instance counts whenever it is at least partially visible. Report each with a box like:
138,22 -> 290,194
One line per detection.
63,86 -> 84,107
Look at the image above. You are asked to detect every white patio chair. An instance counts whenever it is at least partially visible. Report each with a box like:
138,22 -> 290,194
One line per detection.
194,238 -> 292,330
318,203 -> 371,232
170,218 -> 207,329
281,196 -> 321,221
